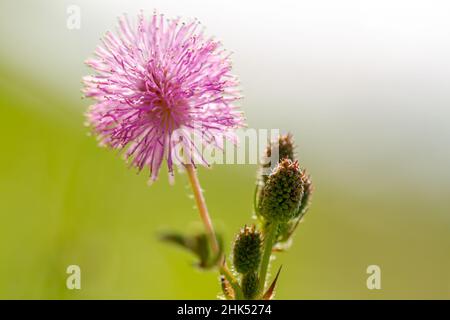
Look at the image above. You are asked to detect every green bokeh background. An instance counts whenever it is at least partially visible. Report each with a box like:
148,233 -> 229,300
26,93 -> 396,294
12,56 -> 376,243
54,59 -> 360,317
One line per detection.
0,0 -> 449,299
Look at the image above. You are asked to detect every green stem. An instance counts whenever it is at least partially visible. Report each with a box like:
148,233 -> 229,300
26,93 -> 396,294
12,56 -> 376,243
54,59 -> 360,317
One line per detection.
253,184 -> 260,215
258,221 -> 278,297
185,164 -> 244,299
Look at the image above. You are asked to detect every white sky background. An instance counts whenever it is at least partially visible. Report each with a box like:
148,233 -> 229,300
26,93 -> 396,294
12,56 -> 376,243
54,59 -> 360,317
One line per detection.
1,0 -> 450,200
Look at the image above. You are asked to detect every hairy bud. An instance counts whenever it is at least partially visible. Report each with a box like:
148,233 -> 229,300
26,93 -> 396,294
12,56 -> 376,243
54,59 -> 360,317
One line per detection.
271,173 -> 313,249
242,272 -> 259,300
233,225 -> 262,274
263,134 -> 295,168
259,159 -> 305,223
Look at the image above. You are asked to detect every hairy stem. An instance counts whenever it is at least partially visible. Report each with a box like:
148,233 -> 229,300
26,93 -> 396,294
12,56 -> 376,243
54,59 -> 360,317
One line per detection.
185,164 -> 243,299
253,184 -> 260,215
258,221 -> 278,297
185,164 -> 220,254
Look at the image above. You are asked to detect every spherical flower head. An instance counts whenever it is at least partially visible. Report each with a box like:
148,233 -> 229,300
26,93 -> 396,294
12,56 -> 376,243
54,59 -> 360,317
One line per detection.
232,225 -> 262,274
83,12 -> 245,183
259,159 -> 305,223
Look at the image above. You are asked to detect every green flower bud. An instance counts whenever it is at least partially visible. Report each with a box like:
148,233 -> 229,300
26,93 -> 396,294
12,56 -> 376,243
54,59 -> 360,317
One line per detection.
259,159 -> 305,223
256,134 -> 296,215
263,134 -> 295,169
233,225 -> 262,274
242,272 -> 259,300
269,172 -> 313,250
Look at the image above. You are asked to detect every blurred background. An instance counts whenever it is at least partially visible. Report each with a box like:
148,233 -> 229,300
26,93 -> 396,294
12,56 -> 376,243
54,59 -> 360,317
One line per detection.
0,0 -> 449,299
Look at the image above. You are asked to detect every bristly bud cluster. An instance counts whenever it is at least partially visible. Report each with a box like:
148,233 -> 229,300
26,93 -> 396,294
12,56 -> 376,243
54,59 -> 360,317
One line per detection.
164,132 -> 313,300
256,133 -> 313,248
227,134 -> 313,300
233,225 -> 262,274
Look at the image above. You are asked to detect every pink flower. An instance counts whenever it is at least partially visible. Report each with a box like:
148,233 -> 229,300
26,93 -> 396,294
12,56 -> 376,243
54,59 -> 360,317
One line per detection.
83,12 -> 245,183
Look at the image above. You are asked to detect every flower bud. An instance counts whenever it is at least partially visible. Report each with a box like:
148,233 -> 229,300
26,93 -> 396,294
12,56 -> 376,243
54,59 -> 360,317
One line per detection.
257,134 -> 296,214
233,225 -> 262,274
259,159 -> 305,223
263,134 -> 295,168
242,272 -> 259,300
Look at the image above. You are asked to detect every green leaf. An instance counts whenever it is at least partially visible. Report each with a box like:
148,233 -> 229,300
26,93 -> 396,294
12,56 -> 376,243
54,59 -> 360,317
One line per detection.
160,231 -> 223,270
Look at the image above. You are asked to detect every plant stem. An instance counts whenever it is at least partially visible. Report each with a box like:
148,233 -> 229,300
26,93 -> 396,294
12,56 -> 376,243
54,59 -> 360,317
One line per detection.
258,221 -> 278,297
185,164 -> 243,299
253,184 -> 260,215
185,164 -> 220,255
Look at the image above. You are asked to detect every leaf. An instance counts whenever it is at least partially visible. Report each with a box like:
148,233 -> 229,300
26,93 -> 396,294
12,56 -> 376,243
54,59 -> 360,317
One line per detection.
272,216 -> 305,252
262,265 -> 282,300
219,260 -> 244,300
160,231 -> 223,270
220,275 -> 235,300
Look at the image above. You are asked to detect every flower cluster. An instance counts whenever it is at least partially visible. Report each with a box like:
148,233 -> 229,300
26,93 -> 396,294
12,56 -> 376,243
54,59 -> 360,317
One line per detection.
228,134 -> 313,299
